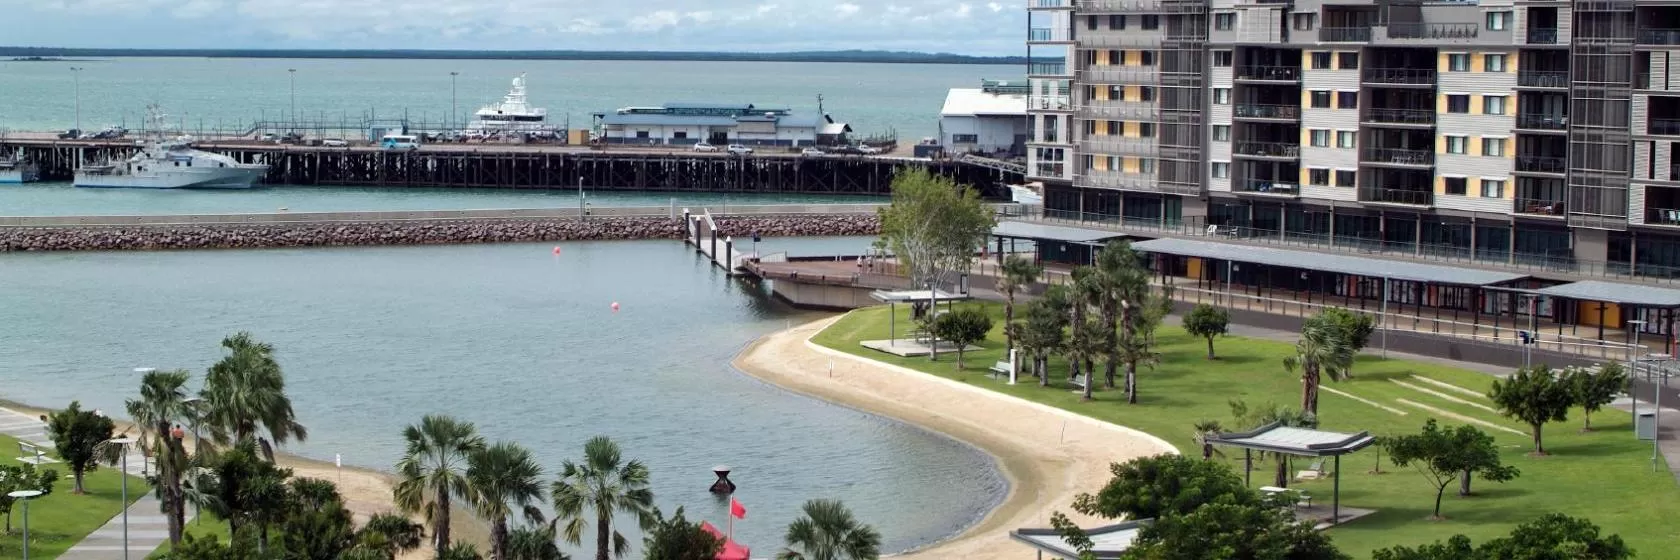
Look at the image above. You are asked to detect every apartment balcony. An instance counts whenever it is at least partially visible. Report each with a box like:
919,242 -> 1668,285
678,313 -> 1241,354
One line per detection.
1078,100 -> 1160,120
1649,207 -> 1680,226
1233,141 -> 1302,160
1029,95 -> 1073,112
1383,23 -> 1479,40
1082,66 -> 1161,84
1078,137 -> 1156,156
1361,68 -> 1437,86
1517,71 -> 1569,89
1029,27 -> 1073,42
1515,113 -> 1569,132
1073,0 -> 1161,12
1235,66 -> 1301,82
1515,198 -> 1566,217
1077,170 -> 1203,195
1363,108 -> 1435,127
1639,28 -> 1680,45
1235,179 -> 1301,197
1515,155 -> 1567,174
1233,104 -> 1301,121
1028,62 -> 1071,77
1651,119 -> 1680,136
1526,28 -> 1559,45
1320,27 -> 1373,42
1358,187 -> 1433,206
1029,0 -> 1075,9
1030,162 -> 1069,179
1362,147 -> 1434,167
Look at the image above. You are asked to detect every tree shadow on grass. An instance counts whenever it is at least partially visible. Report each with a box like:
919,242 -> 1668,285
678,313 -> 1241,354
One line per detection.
1532,438 -> 1625,458
1458,486 -> 1531,501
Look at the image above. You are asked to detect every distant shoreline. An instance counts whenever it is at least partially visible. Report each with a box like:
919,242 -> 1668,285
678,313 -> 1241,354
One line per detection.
0,47 -> 1026,66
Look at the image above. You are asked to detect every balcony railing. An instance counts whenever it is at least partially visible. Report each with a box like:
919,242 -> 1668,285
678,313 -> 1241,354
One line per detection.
1640,29 -> 1680,45
1362,147 -> 1434,165
1518,71 -> 1569,88
1386,23 -> 1479,40
1515,198 -> 1565,216
1029,62 -> 1069,76
1234,142 -> 1302,158
1320,27 -> 1373,42
1233,104 -> 1300,120
1078,100 -> 1160,119
1073,0 -> 1162,11
1362,68 -> 1437,85
1649,208 -> 1680,225
1516,114 -> 1569,130
1516,155 -> 1567,174
1364,108 -> 1435,125
1236,66 -> 1301,81
1029,27 -> 1071,42
1079,137 -> 1156,155
1082,66 -> 1161,84
1236,179 -> 1301,195
1031,162 -> 1068,179
1359,187 -> 1433,205
1650,119 -> 1680,135
1029,95 -> 1072,111
1527,28 -> 1559,44
1030,0 -> 1073,8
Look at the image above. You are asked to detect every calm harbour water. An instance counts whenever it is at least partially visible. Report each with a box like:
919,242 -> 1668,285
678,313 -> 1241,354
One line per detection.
0,58 -> 1019,140
0,238 -> 1003,554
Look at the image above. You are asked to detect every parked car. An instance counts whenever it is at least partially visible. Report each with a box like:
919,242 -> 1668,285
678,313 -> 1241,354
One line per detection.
693,142 -> 719,152
801,148 -> 825,157
58,129 -> 82,139
321,139 -> 349,147
380,134 -> 422,151
855,144 -> 882,155
727,144 -> 753,155
259,133 -> 280,143
88,127 -> 127,140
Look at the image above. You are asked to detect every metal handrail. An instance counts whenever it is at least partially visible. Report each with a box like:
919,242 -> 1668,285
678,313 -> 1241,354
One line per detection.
1362,68 -> 1436,84
1234,142 -> 1302,158
1386,23 -> 1479,39
1321,27 -> 1373,42
1365,108 -> 1435,125
1363,147 -> 1434,165
1359,187 -> 1433,205
1236,66 -> 1301,81
1233,104 -> 1300,119
1516,114 -> 1569,130
1518,71 -> 1569,88
1516,156 -> 1567,173
1514,198 -> 1565,216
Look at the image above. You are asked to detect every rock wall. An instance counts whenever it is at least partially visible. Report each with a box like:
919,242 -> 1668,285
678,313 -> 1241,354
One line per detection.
0,214 -> 881,252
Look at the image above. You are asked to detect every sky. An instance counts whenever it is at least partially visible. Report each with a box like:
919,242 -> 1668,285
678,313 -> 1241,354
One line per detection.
0,0 -> 1026,56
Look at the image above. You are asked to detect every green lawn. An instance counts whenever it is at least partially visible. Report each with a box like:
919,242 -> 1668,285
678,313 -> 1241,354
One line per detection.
812,303 -> 1680,556
147,512 -> 230,558
0,433 -> 149,559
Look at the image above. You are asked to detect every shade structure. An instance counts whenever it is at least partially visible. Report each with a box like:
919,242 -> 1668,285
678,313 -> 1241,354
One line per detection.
699,521 -> 751,560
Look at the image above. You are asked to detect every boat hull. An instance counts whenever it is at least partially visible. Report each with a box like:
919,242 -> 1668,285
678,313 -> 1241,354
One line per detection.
74,166 -> 267,189
0,163 -> 40,184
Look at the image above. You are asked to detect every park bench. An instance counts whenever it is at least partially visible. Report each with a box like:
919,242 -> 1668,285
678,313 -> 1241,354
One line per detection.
1070,373 -> 1088,393
16,441 -> 57,465
989,360 -> 1013,379
1260,486 -> 1313,508
1296,459 -> 1331,481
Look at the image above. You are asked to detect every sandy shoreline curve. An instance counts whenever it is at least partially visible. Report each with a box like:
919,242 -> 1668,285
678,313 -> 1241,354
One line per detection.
732,315 -> 1176,559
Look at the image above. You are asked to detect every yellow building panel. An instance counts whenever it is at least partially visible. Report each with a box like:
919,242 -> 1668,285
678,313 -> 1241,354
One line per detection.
1302,90 -> 1313,107
1124,50 -> 1141,66
1437,94 -> 1449,114
1470,136 -> 1484,155
1094,156 -> 1109,171
1471,54 -> 1485,73
1437,135 -> 1450,154
1471,94 -> 1484,114
1095,87 -> 1110,101
1469,178 -> 1483,198
1509,51 -> 1519,72
1300,128 -> 1312,146
1434,176 -> 1447,194
1123,121 -> 1140,137
1438,52 -> 1451,72
1124,86 -> 1140,102
1123,157 -> 1140,173
1299,168 -> 1312,185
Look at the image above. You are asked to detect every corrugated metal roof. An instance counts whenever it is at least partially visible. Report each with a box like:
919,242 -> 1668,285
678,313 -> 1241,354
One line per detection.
1532,280 -> 1680,307
777,115 -> 825,128
663,102 -> 756,110
993,221 -> 1127,244
599,114 -> 740,126
941,88 -> 1028,117
820,122 -> 852,135
1010,521 -> 1146,560
1129,237 -> 1528,286
1210,423 -> 1376,457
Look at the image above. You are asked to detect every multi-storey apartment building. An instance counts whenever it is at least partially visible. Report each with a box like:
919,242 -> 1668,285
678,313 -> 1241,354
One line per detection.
1026,0 -> 1680,276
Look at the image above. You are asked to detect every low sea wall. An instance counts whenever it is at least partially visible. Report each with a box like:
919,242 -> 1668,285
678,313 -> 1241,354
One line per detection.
0,214 -> 881,252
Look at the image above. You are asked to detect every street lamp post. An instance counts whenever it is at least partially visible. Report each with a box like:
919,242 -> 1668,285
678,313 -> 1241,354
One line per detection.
288,68 -> 297,132
1628,320 -> 1647,427
70,67 -> 83,134
450,72 -> 460,133
109,436 -> 137,560
133,368 -> 155,475
9,490 -> 43,560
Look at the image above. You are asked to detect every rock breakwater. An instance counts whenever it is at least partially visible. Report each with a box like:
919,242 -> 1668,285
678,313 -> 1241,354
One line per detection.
0,214 -> 880,252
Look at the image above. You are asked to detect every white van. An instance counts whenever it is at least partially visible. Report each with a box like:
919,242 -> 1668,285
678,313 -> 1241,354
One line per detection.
380,134 -> 421,150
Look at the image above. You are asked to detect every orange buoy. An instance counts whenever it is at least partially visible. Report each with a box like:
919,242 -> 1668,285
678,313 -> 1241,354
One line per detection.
552,246 -> 562,255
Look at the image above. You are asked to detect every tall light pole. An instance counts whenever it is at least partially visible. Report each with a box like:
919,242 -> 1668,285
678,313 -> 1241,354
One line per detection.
1628,320 -> 1647,427
288,68 -> 297,132
9,490 -> 42,560
133,368 -> 155,475
70,67 -> 83,134
450,71 -> 460,133
109,436 -> 137,560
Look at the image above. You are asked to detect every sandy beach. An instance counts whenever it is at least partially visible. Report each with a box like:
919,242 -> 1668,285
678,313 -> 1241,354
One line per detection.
732,316 -> 1177,559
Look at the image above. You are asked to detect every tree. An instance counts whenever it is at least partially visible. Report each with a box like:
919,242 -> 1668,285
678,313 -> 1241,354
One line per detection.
0,463 -> 58,533
469,441 -> 546,560
1120,496 -> 1348,560
393,414 -> 486,558
1065,454 -> 1256,523
1065,293 -> 1109,401
552,436 -> 657,560
1182,304 -> 1230,360
776,499 -> 881,560
153,533 -> 269,560
439,542 -> 485,560
1113,323 -> 1160,405
1569,363 -> 1627,431
1374,514 -> 1632,560
1489,365 -> 1574,455
643,506 -> 723,560
876,167 -> 995,289
1282,325 -> 1354,416
1017,285 -> 1070,388
355,513 -> 425,557
506,523 -> 570,560
1303,308 -> 1375,375
278,498 -> 358,560
998,255 -> 1042,357
43,400 -> 117,494
126,367 -> 196,545
1191,420 -> 1225,461
203,439 -> 294,547
200,332 -> 308,459
930,307 -> 994,369
1091,240 -> 1149,391
1230,400 -> 1318,488
1382,419 -> 1519,519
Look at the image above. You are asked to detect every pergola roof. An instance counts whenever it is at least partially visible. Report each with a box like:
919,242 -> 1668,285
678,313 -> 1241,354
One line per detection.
870,289 -> 970,303
1009,520 -> 1148,559
1531,280 -> 1680,307
1208,422 -> 1376,457
1129,237 -> 1528,286
992,221 -> 1128,245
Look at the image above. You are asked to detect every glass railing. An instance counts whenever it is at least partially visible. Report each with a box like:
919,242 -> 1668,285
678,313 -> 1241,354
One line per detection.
1650,119 -> 1680,135
1320,27 -> 1373,42
1362,68 -> 1436,85
1234,141 -> 1301,158
1233,104 -> 1300,119
1527,28 -> 1559,44
1514,198 -> 1565,216
1029,27 -> 1069,41
1640,29 -> 1680,45
1030,0 -> 1073,8
1028,95 -> 1072,111
1236,66 -> 1301,81
1236,179 -> 1300,195
1516,114 -> 1568,130
1649,208 -> 1680,225
1386,23 -> 1478,40
1365,108 -> 1435,125
1516,156 -> 1567,173
1359,187 -> 1433,205
1363,147 -> 1434,165
1518,71 -> 1568,88
1028,62 -> 1069,76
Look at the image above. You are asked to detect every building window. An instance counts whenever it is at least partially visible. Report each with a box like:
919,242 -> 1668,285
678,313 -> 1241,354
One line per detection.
1139,158 -> 1156,173
1485,53 -> 1507,72
1082,155 -> 1095,170
1140,86 -> 1156,101
636,130 -> 650,139
1213,51 -> 1233,67
1337,131 -> 1357,148
1212,162 -> 1230,178
1445,177 -> 1468,195
1140,51 -> 1157,66
1215,13 -> 1235,30
1446,135 -> 1468,154
1338,52 -> 1359,70
1337,91 -> 1357,109
1213,125 -> 1231,141
1309,168 -> 1330,186
1486,11 -> 1511,31
1292,12 -> 1316,31
1446,94 -> 1470,113
1310,90 -> 1332,108
1310,129 -> 1330,147
1141,15 -> 1160,29
1311,52 -> 1332,69
1483,95 -> 1507,115
1087,15 -> 1098,30
1140,122 -> 1156,137
1214,88 -> 1231,104
1447,53 -> 1470,71
674,131 -> 688,139
953,134 -> 979,143
1107,120 -> 1120,135
1483,137 -> 1507,156
1110,15 -> 1125,29
1107,85 -> 1122,100
1481,179 -> 1506,198
1335,170 -> 1355,187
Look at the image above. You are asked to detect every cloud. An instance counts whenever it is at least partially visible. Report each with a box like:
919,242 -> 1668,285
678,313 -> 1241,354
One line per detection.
988,2 -> 1004,12
835,3 -> 861,16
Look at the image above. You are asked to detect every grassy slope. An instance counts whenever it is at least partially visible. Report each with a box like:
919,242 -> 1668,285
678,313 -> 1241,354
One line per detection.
811,303 -> 1680,556
0,433 -> 148,560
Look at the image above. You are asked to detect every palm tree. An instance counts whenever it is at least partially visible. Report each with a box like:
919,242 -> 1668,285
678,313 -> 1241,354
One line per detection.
1281,326 -> 1355,415
1092,241 -> 1149,390
1067,267 -> 1101,389
200,332 -> 308,459
551,436 -> 657,560
997,255 -> 1042,357
1191,420 -> 1225,461
506,523 -> 570,560
125,368 -> 195,546
355,513 -> 425,556
1018,285 -> 1071,388
393,414 -> 486,558
470,442 -> 546,560
776,499 -> 881,560
1115,330 -> 1160,405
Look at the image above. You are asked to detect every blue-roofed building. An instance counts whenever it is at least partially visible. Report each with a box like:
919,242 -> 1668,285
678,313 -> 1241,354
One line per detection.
591,103 -> 851,147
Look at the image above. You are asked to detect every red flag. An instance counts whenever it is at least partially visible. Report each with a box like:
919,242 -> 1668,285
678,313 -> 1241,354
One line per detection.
730,497 -> 746,519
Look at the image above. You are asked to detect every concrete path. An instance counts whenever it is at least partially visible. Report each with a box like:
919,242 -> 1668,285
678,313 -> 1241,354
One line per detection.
0,406 -> 179,560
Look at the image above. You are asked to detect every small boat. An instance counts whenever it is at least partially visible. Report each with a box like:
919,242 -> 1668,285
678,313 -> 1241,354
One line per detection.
74,105 -> 268,189
0,148 -> 40,184
470,73 -> 549,134
1008,183 -> 1044,205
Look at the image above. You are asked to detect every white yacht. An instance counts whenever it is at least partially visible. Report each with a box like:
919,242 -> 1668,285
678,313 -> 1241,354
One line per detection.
75,107 -> 268,189
0,148 -> 40,184
471,73 -> 549,133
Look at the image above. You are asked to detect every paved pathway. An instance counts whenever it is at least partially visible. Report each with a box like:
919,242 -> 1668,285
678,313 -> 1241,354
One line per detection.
0,406 -> 177,560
